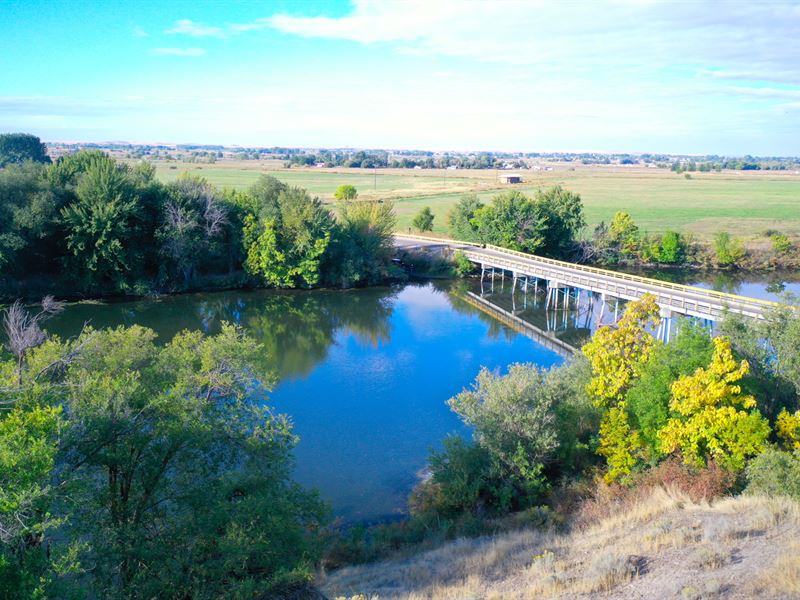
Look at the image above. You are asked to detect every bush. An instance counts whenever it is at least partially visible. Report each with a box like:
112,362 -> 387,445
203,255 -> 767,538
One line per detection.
745,448 -> 800,499
640,458 -> 736,502
713,231 -> 745,266
452,250 -> 474,277
772,233 -> 792,254
410,436 -> 513,517
412,206 -> 435,232
448,363 -> 559,494
655,231 -> 685,264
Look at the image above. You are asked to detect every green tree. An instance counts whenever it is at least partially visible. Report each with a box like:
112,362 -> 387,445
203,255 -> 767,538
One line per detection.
2,322 -> 328,598
658,337 -> 770,470
0,405 -> 67,599
244,187 -> 334,288
0,133 -> 50,167
0,162 -> 61,270
60,156 -> 141,291
333,184 -> 358,201
412,206 -> 435,232
327,199 -> 397,287
626,320 -> 714,459
535,185 -> 585,258
472,191 -> 545,254
713,231 -> 745,266
719,301 -> 800,420
447,194 -> 484,242
248,174 -> 288,220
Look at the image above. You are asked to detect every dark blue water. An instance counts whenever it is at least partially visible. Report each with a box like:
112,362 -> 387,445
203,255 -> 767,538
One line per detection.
45,282 -> 563,521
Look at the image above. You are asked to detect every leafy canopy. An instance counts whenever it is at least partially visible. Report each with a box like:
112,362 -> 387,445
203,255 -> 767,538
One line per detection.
658,337 -> 770,470
412,206 -> 435,232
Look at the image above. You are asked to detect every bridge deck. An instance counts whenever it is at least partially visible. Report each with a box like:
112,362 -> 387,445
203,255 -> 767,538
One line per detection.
395,234 -> 779,321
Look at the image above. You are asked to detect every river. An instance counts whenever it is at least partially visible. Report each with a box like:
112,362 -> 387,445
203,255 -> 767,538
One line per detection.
40,270 -> 798,522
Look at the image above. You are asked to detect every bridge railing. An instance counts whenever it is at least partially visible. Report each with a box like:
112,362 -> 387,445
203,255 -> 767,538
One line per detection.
394,233 -> 780,317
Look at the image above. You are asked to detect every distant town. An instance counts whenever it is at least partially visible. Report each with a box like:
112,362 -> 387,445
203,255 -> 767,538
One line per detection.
46,141 -> 800,172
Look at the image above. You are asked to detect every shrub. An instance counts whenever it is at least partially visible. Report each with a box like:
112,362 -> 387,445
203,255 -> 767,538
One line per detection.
772,233 -> 792,254
448,363 -> 559,494
412,206 -> 435,232
452,250 -> 474,277
585,552 -> 640,592
745,448 -> 800,499
713,231 -> 745,266
640,457 -> 735,502
410,436 -> 512,517
656,231 -> 685,264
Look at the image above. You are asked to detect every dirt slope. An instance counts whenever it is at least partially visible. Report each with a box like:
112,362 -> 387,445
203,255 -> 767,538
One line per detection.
320,489 -> 800,600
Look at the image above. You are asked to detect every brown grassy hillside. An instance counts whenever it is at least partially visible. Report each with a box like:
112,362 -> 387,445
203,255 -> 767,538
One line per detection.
321,489 -> 800,599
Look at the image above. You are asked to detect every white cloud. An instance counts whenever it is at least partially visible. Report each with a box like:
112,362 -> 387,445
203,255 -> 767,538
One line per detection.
261,0 -> 800,82
166,19 -> 224,37
132,25 -> 148,38
151,47 -> 207,57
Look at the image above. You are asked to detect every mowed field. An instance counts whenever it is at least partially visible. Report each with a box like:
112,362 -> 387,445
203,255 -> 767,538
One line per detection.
153,161 -> 800,240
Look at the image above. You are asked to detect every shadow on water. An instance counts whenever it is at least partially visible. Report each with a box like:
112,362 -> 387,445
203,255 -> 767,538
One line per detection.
38,282 -> 567,522
27,270 -> 794,522
44,287 -> 398,383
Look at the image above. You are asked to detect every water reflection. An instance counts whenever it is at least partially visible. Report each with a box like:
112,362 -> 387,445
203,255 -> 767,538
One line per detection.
621,268 -> 800,302
34,271 -> 796,521
45,287 -> 397,383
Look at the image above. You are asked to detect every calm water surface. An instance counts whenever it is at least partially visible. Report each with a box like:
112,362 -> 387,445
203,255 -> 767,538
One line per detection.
40,270 -> 798,521
45,282 -> 563,522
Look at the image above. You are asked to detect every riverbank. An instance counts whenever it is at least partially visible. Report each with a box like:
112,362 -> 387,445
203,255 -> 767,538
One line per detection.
321,490 -> 800,599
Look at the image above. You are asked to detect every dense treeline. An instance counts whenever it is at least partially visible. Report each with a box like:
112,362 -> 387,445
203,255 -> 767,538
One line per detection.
444,189 -> 795,268
285,150 -> 514,170
0,139 -> 399,299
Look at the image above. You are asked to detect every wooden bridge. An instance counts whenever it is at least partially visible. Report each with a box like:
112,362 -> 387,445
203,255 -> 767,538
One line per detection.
395,233 -> 779,341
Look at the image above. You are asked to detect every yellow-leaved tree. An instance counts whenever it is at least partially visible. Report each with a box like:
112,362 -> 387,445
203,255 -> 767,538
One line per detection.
658,336 -> 769,470
776,409 -> 800,450
583,293 -> 661,482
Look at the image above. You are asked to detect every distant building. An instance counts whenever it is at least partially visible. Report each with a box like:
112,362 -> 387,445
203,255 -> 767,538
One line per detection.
498,173 -> 523,184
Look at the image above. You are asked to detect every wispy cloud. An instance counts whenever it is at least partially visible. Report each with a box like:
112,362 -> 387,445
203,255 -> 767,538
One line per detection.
132,25 -> 148,38
151,47 -> 206,57
260,0 -> 800,84
165,19 -> 224,37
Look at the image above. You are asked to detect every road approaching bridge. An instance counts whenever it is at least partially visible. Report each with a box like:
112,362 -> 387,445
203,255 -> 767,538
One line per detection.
394,234 -> 779,340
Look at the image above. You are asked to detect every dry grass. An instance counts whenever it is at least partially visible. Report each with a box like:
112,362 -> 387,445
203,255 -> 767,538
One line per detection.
752,540 -> 800,598
321,490 -> 800,600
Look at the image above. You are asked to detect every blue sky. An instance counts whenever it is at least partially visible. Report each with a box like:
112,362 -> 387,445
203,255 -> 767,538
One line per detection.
2,0 -> 799,154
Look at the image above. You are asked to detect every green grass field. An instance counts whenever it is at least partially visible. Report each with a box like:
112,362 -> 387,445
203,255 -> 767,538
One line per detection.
153,162 -> 800,240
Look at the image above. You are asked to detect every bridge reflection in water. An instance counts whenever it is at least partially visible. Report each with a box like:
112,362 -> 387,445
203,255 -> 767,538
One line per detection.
460,271 -> 701,356
396,234 -> 777,344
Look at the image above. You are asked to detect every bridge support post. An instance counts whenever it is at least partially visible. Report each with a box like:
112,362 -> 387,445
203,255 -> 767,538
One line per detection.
659,308 -> 673,343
